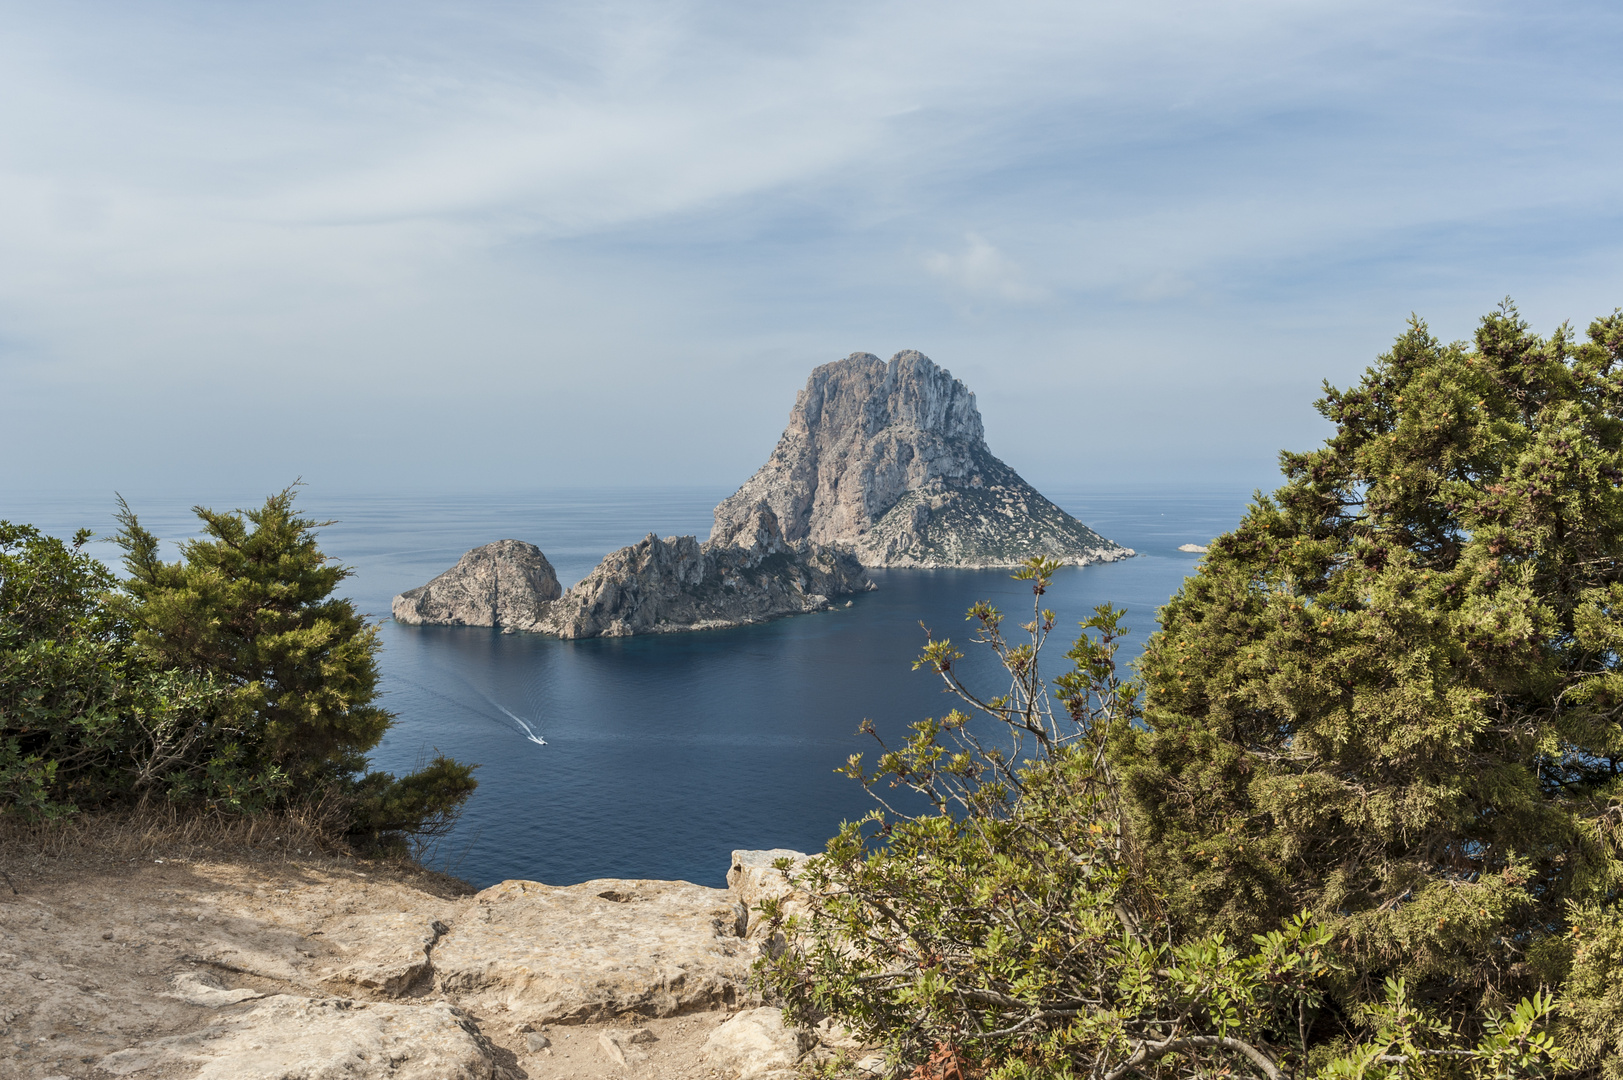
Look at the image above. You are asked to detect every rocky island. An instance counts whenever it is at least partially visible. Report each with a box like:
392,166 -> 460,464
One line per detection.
712,350 -> 1132,568
392,507 -> 871,639
391,540 -> 562,632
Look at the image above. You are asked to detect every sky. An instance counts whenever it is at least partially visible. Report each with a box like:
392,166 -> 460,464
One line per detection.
3,0 -> 1622,500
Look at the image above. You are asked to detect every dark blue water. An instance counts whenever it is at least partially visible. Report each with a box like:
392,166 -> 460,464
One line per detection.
1,485 -> 1256,888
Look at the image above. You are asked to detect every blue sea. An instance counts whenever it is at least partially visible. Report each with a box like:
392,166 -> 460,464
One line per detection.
3,485 -> 1258,889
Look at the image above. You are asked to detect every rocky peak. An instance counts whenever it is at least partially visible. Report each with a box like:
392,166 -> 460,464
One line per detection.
716,350 -> 993,551
712,350 -> 1132,568
706,500 -> 790,556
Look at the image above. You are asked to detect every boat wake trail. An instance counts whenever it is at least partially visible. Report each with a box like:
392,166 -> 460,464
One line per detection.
391,671 -> 548,747
494,702 -> 548,746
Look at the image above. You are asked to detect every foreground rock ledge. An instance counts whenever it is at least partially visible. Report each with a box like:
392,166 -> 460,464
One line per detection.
100,996 -> 497,1080
1,844 -> 852,1080
430,877 -> 753,1022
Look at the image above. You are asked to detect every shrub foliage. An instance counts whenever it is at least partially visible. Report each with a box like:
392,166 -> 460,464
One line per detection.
0,487 -> 474,842
764,302 -> 1618,1078
1116,303 -> 1623,1071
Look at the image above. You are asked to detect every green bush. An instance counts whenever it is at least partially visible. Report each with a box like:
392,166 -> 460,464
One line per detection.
761,560 -> 1569,1077
1114,303 -> 1623,1072
0,487 -> 475,846
764,297 -> 1617,1078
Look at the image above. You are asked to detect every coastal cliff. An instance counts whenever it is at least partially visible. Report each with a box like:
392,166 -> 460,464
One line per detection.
391,540 -> 562,631
712,350 -> 1132,568
538,504 -> 872,639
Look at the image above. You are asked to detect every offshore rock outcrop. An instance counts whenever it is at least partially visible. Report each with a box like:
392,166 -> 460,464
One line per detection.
537,504 -> 872,639
711,350 -> 1132,568
392,540 -> 562,631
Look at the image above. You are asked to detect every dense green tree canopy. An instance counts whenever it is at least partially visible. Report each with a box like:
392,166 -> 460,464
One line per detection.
1118,303 -> 1623,1065
2,487 -> 474,845
112,488 -> 476,836
114,490 -> 392,788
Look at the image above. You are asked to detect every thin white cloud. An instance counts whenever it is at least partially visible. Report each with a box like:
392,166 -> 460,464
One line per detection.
924,235 -> 1048,304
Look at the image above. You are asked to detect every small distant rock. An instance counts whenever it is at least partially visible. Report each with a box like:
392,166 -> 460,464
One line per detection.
525,1031 -> 551,1051
392,539 -> 561,631
1178,543 -> 1209,553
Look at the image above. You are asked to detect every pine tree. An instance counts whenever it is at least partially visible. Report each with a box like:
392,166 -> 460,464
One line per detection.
1115,303 -> 1623,1065
113,486 -> 475,834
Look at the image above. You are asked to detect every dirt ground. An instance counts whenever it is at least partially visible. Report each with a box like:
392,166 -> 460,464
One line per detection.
0,826 -> 790,1080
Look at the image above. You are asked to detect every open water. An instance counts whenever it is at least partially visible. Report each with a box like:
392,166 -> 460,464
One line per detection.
3,485 -> 1258,888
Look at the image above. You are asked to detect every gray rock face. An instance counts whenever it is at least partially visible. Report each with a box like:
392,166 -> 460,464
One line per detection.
537,504 -> 872,639
712,350 -> 1133,568
392,540 -> 561,631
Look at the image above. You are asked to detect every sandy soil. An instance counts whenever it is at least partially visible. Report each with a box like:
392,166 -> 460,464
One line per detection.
0,839 -> 779,1080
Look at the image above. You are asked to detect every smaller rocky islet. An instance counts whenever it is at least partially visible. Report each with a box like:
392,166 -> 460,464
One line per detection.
391,539 -> 562,630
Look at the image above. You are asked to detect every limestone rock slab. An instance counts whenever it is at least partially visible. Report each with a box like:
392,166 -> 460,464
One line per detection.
431,878 -> 751,1023
99,994 -> 495,1079
701,1007 -> 813,1079
318,911 -> 449,996
162,972 -> 264,1008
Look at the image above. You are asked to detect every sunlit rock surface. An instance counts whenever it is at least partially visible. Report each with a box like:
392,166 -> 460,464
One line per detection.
392,539 -> 562,631
538,504 -> 871,639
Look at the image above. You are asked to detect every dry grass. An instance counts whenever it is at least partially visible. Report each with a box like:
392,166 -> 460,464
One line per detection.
0,803 -> 476,898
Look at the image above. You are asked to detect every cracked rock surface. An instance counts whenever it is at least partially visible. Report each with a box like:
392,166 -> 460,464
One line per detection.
430,878 -> 751,1022
0,840 -> 853,1080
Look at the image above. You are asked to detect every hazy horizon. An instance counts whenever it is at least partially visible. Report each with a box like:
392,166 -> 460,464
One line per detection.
4,2 -> 1621,500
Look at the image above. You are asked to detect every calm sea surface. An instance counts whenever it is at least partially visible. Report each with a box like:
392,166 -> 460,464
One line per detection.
3,485 -> 1258,888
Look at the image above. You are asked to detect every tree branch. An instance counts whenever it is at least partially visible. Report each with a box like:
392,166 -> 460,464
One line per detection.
1104,1034 -> 1284,1080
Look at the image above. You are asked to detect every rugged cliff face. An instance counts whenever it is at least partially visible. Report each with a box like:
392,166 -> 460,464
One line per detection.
391,540 -> 562,631
538,504 -> 872,639
712,351 -> 1131,568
